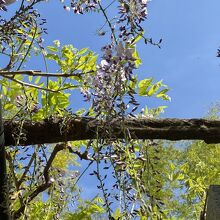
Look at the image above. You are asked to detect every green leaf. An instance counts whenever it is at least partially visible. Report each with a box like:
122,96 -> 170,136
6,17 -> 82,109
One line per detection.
133,49 -> 142,68
147,80 -> 163,96
34,76 -> 41,84
150,106 -> 167,116
78,48 -> 88,55
138,78 -> 153,96
4,103 -> 15,110
47,46 -> 58,52
112,208 -> 121,219
131,31 -> 144,45
53,40 -> 60,47
28,75 -> 33,82
46,53 -> 59,62
156,88 -> 169,97
2,86 -> 7,95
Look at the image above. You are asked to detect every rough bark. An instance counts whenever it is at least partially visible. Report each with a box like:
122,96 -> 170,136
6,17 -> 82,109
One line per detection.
4,117 -> 220,146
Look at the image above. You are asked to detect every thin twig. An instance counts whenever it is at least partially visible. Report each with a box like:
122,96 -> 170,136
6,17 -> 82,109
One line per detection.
98,1 -> 117,44
6,152 -> 24,208
17,152 -> 36,187
73,161 -> 94,188
3,75 -> 58,93
68,147 -> 94,161
0,70 -> 94,78
17,21 -> 38,71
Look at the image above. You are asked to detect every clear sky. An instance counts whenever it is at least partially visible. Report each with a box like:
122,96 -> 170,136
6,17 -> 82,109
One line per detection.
141,0 -> 220,118
4,0 -> 220,201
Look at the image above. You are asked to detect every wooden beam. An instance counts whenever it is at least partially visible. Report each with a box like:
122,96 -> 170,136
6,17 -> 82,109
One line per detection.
4,117 -> 220,146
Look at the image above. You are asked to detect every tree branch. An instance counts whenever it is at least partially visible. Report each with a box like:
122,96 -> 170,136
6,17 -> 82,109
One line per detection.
17,152 -> 36,188
0,70 -> 94,78
13,182 -> 51,219
13,143 -> 66,219
43,143 -> 65,183
4,117 -> 220,146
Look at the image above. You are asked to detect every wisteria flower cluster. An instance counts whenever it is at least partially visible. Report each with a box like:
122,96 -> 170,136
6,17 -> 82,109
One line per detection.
86,42 -> 137,117
60,0 -> 99,13
118,0 -> 148,35
0,0 -> 16,11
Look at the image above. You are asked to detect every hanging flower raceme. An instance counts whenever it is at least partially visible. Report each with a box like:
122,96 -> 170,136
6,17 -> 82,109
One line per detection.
60,0 -> 99,13
81,41 -> 138,118
118,0 -> 148,39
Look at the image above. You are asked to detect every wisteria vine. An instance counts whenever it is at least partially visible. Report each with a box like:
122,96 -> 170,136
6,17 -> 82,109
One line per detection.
0,0 -> 166,219
58,1 -> 165,218
58,0 -> 165,218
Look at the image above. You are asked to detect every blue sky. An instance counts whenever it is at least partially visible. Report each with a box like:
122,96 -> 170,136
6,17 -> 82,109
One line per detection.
6,0 -> 220,118
141,0 -> 220,118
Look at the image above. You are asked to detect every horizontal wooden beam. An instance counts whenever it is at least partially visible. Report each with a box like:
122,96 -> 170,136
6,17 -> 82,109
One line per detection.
4,117 -> 220,146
